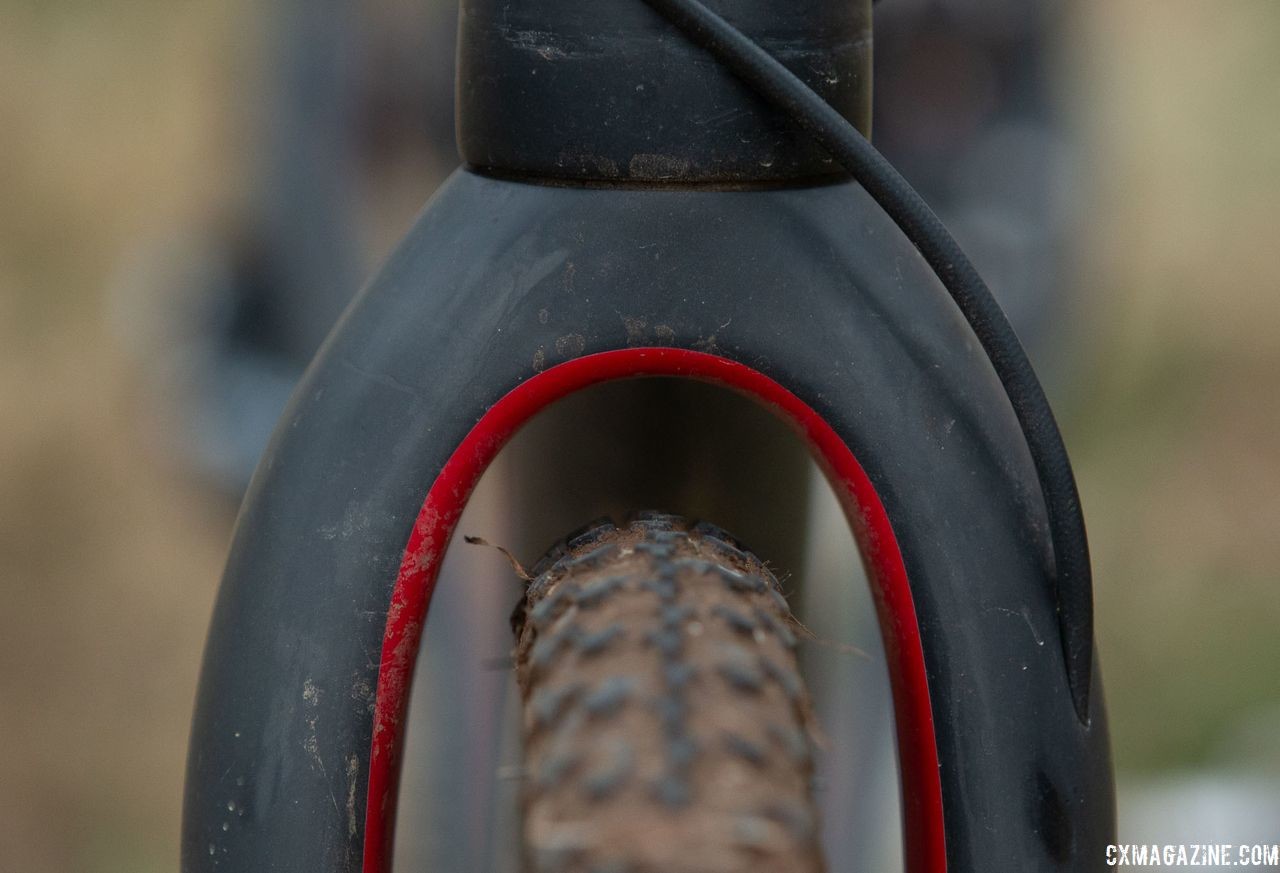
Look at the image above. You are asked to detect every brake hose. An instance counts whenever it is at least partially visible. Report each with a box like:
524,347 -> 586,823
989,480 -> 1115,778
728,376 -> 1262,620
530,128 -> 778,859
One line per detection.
641,0 -> 1095,724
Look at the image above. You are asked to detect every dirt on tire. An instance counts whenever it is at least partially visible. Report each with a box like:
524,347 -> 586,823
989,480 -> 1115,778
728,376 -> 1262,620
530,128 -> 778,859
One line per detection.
512,513 -> 824,873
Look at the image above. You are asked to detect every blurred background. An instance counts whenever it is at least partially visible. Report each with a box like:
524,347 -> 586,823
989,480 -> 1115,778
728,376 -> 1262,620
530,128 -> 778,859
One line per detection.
2,0 -> 1278,870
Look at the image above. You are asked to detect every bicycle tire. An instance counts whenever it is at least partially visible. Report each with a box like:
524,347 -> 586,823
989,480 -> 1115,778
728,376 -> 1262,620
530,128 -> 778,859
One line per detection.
511,512 -> 824,873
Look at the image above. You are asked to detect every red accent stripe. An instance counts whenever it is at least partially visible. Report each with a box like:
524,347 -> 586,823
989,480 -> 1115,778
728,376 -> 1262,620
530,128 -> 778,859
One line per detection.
364,347 -> 945,872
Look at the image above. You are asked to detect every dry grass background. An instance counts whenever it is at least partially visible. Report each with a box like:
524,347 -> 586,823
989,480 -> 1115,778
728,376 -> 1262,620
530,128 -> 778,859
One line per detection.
1068,1 -> 1280,774
0,1 -> 1277,869
0,3 -> 247,870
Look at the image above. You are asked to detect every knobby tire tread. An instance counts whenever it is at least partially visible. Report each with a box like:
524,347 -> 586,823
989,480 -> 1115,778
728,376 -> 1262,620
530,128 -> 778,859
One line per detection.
512,513 -> 824,873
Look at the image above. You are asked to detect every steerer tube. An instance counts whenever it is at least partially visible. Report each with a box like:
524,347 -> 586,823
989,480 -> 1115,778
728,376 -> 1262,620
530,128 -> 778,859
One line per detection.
456,0 -> 873,184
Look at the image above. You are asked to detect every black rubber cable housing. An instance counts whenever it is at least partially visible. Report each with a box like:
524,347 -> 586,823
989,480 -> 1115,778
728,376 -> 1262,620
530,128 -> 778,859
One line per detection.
640,0 -> 1095,723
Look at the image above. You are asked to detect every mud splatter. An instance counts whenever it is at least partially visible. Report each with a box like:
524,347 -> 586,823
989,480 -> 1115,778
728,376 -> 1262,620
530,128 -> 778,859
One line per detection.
554,334 -> 586,357
628,153 -> 690,179
623,316 -> 647,345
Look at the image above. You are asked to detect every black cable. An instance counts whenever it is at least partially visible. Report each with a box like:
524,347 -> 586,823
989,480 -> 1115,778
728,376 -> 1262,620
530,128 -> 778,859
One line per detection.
641,0 -> 1095,723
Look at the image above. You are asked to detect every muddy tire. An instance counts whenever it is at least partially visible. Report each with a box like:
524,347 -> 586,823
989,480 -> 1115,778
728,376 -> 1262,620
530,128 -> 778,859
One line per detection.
511,513 -> 824,873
